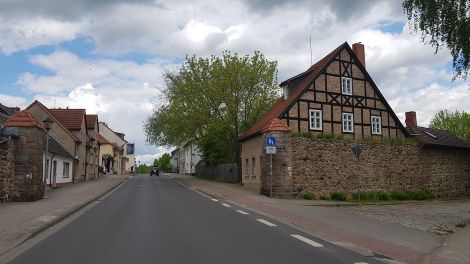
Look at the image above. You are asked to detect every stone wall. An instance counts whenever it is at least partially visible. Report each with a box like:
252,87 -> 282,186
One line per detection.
288,137 -> 470,198
260,131 -> 294,198
0,138 -> 15,202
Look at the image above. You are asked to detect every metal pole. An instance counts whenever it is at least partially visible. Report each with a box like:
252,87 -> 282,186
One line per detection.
43,131 -> 49,199
270,153 -> 273,198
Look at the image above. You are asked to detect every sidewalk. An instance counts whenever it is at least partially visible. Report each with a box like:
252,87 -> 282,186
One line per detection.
0,174 -> 130,257
168,173 -> 470,264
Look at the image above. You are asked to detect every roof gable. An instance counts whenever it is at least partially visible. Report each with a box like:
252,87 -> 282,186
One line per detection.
239,42 -> 345,141
26,100 -> 79,141
3,110 -> 44,129
240,41 -> 410,141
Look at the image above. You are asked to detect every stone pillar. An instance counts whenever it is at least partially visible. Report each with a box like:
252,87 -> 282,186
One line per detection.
260,131 -> 294,198
12,127 -> 45,201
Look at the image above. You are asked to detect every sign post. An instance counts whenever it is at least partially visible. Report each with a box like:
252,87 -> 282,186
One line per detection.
266,136 -> 276,198
352,144 -> 362,202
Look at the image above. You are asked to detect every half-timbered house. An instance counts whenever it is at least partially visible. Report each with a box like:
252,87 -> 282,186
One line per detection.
239,42 -> 470,197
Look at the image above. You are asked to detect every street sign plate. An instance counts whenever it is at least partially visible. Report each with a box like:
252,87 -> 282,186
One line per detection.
266,136 -> 276,146
266,146 -> 276,154
352,144 -> 362,159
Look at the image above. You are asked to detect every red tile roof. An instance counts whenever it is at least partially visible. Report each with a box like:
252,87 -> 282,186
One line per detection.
49,109 -> 86,130
239,43 -> 344,141
3,110 -> 44,129
25,100 -> 79,141
260,118 -> 292,133
86,115 -> 98,129
97,134 -> 111,144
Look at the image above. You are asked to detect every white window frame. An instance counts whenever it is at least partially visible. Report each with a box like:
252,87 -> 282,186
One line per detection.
371,116 -> 382,135
342,113 -> 354,133
63,162 -> 70,178
309,109 -> 322,130
341,77 -> 352,95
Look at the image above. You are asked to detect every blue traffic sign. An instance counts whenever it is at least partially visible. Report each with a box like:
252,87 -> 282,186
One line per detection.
266,136 -> 276,146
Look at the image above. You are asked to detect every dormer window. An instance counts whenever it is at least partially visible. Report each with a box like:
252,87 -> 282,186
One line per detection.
341,77 -> 352,95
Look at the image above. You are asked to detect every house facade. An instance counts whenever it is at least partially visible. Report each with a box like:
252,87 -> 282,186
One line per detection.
240,42 -> 470,198
27,101 -> 81,182
86,115 -> 100,179
44,136 -> 75,187
98,122 -> 127,174
48,108 -> 88,181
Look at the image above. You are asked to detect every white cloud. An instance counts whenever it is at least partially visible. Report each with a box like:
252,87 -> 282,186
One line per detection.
0,17 -> 82,54
0,94 -> 27,107
2,0 -> 467,159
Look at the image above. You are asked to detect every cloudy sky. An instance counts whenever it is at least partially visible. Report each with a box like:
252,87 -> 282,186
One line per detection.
0,0 -> 468,164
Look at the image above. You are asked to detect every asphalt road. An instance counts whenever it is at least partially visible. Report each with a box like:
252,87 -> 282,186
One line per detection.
10,175 -> 383,264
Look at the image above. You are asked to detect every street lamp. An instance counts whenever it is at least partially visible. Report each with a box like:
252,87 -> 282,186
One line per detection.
42,117 -> 54,199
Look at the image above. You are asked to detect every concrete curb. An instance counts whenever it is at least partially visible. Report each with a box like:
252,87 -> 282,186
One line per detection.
0,176 -> 130,257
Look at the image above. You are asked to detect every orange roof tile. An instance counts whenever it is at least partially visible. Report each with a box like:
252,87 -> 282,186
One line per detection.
239,43 -> 344,141
3,110 -> 44,129
86,114 -> 98,129
260,118 -> 292,133
25,100 -> 79,141
49,109 -> 86,130
97,134 -> 111,144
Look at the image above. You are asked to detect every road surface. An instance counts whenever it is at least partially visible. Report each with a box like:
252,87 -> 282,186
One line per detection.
10,175 -> 383,264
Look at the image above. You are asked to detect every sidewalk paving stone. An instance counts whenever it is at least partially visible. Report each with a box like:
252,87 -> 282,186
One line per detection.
0,174 -> 130,257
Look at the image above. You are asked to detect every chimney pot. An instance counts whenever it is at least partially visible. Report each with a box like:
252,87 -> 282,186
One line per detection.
352,42 -> 366,68
405,111 -> 417,127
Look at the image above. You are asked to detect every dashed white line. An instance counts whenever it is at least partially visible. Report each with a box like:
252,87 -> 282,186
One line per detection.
221,203 -> 231,207
290,234 -> 324,248
236,210 -> 249,215
211,198 -> 218,202
353,263 -> 368,264
256,219 -> 277,226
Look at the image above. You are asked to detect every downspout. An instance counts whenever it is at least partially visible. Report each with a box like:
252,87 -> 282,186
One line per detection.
48,154 -> 55,187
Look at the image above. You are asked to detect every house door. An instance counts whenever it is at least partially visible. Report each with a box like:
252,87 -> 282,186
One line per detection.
52,160 -> 57,188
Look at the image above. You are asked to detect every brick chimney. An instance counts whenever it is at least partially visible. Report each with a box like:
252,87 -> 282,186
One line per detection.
405,111 -> 417,127
352,42 -> 365,68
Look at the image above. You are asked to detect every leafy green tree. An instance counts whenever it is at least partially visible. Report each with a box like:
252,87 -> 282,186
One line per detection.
155,153 -> 172,172
429,109 -> 470,141
403,0 -> 470,80
145,51 -> 279,165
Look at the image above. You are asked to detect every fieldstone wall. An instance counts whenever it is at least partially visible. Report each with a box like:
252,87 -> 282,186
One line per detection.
0,138 -> 15,202
12,127 -> 45,201
260,131 -> 294,198
0,127 -> 45,202
289,137 -> 470,198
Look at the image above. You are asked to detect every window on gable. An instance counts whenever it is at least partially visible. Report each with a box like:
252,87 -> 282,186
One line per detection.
341,77 -> 352,95
342,113 -> 354,133
309,109 -> 322,130
371,116 -> 382,135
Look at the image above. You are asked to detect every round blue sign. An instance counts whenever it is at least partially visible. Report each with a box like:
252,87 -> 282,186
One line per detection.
266,136 -> 276,146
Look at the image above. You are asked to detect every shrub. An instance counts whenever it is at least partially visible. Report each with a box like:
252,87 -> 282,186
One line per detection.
390,191 -> 407,200
377,191 -> 391,201
303,192 -> 314,200
330,192 -> 348,201
319,195 -> 330,200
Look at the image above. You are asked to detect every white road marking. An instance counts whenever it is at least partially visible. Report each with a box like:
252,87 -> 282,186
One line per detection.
290,234 -> 324,247
353,263 -> 368,264
211,198 -> 218,201
221,203 -> 231,207
256,219 -> 277,226
236,210 -> 249,215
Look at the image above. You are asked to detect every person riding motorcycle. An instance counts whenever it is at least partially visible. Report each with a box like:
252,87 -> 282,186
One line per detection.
150,165 -> 160,176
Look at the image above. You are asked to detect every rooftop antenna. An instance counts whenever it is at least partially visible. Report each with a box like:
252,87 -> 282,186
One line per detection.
309,35 -> 313,65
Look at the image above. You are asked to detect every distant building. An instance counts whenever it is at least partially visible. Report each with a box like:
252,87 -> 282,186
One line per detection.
98,122 -> 128,174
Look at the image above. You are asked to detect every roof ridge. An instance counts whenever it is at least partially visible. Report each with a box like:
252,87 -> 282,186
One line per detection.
26,100 -> 79,141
